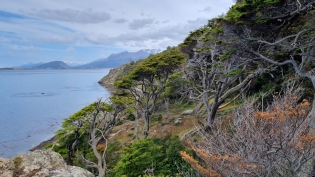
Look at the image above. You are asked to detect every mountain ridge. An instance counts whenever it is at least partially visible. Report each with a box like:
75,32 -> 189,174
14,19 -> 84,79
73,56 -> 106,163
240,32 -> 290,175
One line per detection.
76,49 -> 161,68
31,61 -> 71,69
8,49 -> 161,70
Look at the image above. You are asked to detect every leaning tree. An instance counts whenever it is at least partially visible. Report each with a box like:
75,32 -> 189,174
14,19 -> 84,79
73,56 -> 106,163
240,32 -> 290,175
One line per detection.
115,47 -> 186,138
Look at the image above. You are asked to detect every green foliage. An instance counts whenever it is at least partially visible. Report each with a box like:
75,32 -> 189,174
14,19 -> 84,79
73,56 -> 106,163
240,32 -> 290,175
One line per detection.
151,114 -> 163,123
114,138 -> 169,177
127,113 -> 136,121
111,93 -> 136,113
155,135 -> 193,176
224,69 -> 242,77
225,3 -> 250,23
52,101 -> 116,173
220,50 -> 236,61
115,47 -> 187,90
106,140 -> 122,175
113,136 -> 191,176
116,120 -> 123,126
225,0 -> 282,24
162,72 -> 189,99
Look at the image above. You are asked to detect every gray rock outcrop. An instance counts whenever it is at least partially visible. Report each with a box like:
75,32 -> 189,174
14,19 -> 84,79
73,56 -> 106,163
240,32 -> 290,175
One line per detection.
0,150 -> 94,177
98,63 -> 130,91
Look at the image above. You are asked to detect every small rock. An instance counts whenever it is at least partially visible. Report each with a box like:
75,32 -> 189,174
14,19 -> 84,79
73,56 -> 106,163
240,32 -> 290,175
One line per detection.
181,110 -> 193,115
174,118 -> 183,124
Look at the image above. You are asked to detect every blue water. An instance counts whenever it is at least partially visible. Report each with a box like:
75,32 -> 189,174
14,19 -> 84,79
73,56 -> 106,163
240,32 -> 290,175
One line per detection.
0,69 -> 110,158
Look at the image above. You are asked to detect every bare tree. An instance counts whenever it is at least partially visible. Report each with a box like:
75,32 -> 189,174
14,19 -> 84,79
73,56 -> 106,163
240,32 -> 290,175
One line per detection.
184,86 -> 315,177
239,0 -> 315,113
81,99 -> 122,177
186,34 -> 267,131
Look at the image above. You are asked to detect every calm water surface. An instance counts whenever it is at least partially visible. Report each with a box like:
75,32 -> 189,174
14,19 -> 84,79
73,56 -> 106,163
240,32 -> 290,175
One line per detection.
0,69 -> 110,158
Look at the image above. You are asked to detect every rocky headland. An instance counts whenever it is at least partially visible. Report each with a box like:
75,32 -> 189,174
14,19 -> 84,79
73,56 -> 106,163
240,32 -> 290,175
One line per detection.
98,63 -> 131,92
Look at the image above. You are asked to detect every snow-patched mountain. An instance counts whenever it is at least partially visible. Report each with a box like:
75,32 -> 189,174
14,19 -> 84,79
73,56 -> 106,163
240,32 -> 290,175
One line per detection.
76,49 -> 161,68
31,61 -> 72,69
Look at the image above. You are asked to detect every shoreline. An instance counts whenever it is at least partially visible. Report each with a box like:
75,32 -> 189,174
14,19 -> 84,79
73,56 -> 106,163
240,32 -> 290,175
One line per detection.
29,136 -> 57,151
29,67 -> 118,153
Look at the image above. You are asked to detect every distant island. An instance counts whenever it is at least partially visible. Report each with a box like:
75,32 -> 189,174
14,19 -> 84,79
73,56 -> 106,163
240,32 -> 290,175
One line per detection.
1,49 -> 161,70
32,61 -> 72,69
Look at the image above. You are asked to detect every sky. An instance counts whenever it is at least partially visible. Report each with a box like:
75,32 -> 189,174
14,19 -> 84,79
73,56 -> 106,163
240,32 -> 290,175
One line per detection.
0,0 -> 235,67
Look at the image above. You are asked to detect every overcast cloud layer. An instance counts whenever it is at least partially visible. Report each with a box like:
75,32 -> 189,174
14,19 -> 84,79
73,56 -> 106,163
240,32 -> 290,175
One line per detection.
0,0 -> 235,67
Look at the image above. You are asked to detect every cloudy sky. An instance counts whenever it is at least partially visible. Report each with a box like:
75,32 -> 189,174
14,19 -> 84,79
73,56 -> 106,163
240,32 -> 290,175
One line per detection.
0,0 -> 235,67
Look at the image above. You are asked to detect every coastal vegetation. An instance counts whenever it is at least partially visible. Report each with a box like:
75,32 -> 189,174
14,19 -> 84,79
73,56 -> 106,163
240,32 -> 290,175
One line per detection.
45,0 -> 315,176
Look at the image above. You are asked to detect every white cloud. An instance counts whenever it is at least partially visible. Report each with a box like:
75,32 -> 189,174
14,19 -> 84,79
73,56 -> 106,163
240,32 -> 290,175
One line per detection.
34,8 -> 111,23
37,35 -> 81,44
0,0 -> 236,66
129,18 -> 155,30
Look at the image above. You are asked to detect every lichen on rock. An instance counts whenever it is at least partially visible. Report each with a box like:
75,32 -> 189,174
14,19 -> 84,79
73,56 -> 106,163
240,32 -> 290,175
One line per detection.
0,157 -> 14,177
0,150 -> 94,177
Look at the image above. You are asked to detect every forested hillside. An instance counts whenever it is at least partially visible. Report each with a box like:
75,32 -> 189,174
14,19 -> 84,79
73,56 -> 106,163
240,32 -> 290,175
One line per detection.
45,0 -> 315,176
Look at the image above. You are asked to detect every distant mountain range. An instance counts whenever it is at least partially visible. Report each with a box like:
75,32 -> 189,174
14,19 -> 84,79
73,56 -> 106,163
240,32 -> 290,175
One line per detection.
10,49 -> 161,70
76,49 -> 161,69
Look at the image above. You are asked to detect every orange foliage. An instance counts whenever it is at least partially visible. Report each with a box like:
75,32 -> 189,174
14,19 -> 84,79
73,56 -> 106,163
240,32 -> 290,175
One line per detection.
299,134 -> 315,143
185,91 -> 314,176
96,143 -> 106,151
255,98 -> 310,123
180,151 -> 221,177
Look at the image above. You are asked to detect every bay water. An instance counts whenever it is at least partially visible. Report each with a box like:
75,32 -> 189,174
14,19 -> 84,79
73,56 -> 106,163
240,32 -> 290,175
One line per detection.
0,69 -> 110,158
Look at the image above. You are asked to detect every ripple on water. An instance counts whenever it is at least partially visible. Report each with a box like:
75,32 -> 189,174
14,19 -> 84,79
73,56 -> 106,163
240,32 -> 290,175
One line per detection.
12,92 -> 57,98
0,69 -> 110,158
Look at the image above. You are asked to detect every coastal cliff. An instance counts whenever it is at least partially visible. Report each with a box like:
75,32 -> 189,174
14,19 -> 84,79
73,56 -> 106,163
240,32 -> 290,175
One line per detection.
98,63 -> 131,91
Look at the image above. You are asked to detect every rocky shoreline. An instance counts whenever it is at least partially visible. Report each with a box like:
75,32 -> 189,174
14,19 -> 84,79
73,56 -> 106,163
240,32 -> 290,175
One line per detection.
29,136 -> 57,151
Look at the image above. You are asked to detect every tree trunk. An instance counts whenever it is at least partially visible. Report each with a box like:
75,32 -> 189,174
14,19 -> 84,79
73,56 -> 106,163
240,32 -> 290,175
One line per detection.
91,129 -> 106,177
202,92 -> 212,120
165,98 -> 169,119
134,108 -> 139,140
142,111 -> 150,139
309,93 -> 315,129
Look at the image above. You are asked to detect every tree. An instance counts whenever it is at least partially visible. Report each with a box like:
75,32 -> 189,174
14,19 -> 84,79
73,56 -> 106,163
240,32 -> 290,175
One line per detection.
52,100 -> 123,177
115,47 -> 186,138
182,86 -> 315,176
80,99 -> 122,177
53,103 -> 96,165
235,0 -> 315,119
181,19 -> 267,131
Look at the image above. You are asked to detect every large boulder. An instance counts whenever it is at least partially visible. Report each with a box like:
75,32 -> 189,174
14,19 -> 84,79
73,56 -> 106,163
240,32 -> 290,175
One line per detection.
0,150 -> 94,177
